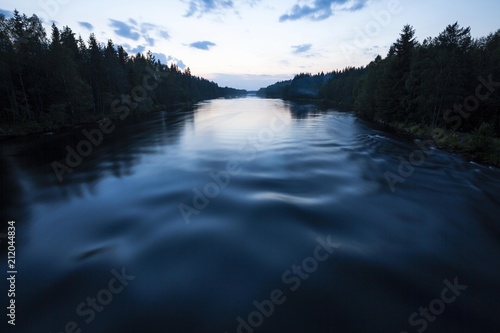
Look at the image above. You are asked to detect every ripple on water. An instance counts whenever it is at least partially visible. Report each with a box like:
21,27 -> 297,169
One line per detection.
3,98 -> 500,333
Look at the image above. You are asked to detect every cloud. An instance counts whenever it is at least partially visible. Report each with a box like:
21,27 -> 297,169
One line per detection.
108,18 -> 170,48
182,0 -> 262,18
141,24 -> 156,46
190,41 -> 216,50
159,30 -> 171,40
184,0 -> 234,17
123,44 -> 146,54
177,60 -> 187,69
141,23 -> 156,33
145,37 -> 155,46
78,21 -> 94,31
292,43 -> 312,54
0,9 -> 13,18
109,19 -> 140,40
152,53 -> 169,64
152,53 -> 187,69
280,0 -> 368,22
246,0 -> 261,7
132,45 -> 146,53
141,22 -> 170,42
106,18 -> 176,65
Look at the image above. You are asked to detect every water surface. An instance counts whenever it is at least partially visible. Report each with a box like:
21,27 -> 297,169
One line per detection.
1,97 -> 500,333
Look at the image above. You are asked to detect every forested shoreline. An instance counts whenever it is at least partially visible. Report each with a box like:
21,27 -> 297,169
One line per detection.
0,11 -> 246,136
259,24 -> 500,165
2,12 -> 499,165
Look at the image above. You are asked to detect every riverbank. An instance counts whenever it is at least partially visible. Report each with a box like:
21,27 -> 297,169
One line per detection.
0,103 -> 193,140
279,97 -> 500,168
376,121 -> 500,167
266,95 -> 499,166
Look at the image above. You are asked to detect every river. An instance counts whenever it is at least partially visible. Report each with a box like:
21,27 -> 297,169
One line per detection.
1,97 -> 499,332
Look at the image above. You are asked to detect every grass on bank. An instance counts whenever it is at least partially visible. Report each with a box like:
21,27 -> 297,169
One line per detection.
391,122 -> 500,167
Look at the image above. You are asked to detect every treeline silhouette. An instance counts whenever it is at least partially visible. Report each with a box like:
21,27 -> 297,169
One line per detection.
259,23 -> 500,137
0,11 -> 245,134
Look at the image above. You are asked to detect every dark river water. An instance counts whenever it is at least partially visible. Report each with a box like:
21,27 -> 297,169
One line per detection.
1,97 -> 500,333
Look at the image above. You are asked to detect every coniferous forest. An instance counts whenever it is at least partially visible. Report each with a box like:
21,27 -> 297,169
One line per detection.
2,4 -> 500,333
0,11 -> 245,135
1,12 -> 499,164
259,24 -> 500,163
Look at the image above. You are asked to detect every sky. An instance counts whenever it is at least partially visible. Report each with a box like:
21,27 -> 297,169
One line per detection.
1,0 -> 499,90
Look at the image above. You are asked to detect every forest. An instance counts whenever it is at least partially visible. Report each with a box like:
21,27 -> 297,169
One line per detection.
0,11 -> 246,135
2,11 -> 499,163
259,24 -> 500,162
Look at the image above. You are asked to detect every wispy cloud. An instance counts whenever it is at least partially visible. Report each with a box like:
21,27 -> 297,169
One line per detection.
141,23 -> 156,33
190,41 -> 217,50
292,43 -> 312,54
280,0 -> 368,22
141,23 -> 158,46
159,30 -> 171,40
78,21 -> 94,31
183,0 -> 234,17
123,44 -> 146,54
109,19 -> 140,40
177,60 -> 187,69
108,18 -> 170,49
182,0 -> 261,18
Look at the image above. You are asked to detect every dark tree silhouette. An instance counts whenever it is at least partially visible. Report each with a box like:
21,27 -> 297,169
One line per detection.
0,11 -> 246,134
259,24 -> 500,137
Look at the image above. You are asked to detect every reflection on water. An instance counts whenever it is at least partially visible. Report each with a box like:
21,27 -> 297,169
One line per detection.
1,97 -> 500,333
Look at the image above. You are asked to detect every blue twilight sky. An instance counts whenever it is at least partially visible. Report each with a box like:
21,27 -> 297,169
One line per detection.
1,0 -> 499,90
